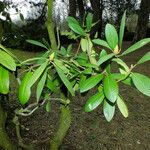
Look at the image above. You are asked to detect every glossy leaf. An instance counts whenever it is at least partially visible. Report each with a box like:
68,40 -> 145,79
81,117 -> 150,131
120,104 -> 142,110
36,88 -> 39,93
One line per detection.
92,39 -> 111,50
131,73 -> 150,97
103,100 -> 115,122
0,66 -> 9,94
28,61 -> 48,88
26,39 -> 48,50
119,11 -> 126,48
55,64 -> 75,96
122,38 -> 150,56
84,90 -> 104,112
117,96 -> 129,118
36,70 -> 47,102
46,100 -> 51,113
137,51 -> 150,65
86,13 -> 93,31
18,72 -> 32,105
67,16 -> 80,26
97,53 -> 114,66
80,74 -> 103,93
0,50 -> 16,71
68,23 -> 86,36
104,74 -> 119,103
105,23 -> 118,50
99,49 -> 107,58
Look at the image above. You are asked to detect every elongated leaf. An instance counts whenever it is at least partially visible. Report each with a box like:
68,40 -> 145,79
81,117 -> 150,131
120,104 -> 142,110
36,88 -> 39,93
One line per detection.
68,23 -> 86,36
117,96 -> 128,118
0,66 -> 9,94
99,49 -> 107,58
81,38 -> 88,52
28,61 -> 48,88
18,72 -> 32,105
92,39 -> 111,49
80,74 -> 103,93
122,38 -> 150,56
26,39 -> 48,50
137,51 -> 150,65
131,73 -> 150,97
0,50 -> 16,71
46,75 -> 57,92
55,64 -> 75,96
84,90 -> 104,112
103,100 -> 115,122
67,16 -> 80,26
105,24 -> 118,50
112,58 -> 129,72
86,13 -> 93,31
46,100 -> 51,113
36,70 -> 47,102
97,53 -> 114,66
119,11 -> 126,48
104,74 -> 119,103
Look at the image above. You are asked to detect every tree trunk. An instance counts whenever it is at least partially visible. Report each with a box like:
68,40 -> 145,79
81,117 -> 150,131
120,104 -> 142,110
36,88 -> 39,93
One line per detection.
77,0 -> 85,22
69,0 -> 77,18
0,94 -> 16,150
133,0 -> 150,42
90,0 -> 103,37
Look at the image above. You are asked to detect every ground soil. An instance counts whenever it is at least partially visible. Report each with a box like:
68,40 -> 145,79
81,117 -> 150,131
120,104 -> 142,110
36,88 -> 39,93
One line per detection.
3,42 -> 150,150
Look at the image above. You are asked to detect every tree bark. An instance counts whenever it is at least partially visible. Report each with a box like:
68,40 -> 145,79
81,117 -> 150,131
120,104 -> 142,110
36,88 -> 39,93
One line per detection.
77,0 -> 85,22
133,0 -> 150,42
90,0 -> 103,37
69,0 -> 77,18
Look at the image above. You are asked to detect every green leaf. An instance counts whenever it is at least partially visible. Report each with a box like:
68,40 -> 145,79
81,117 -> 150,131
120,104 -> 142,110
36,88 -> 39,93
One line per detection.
67,16 -> 80,26
55,63 -> 75,96
137,51 -> 150,65
68,23 -> 86,36
119,11 -> 126,48
103,100 -> 115,122
97,53 -> 114,66
0,50 -> 16,71
46,100 -> 51,113
80,74 -> 103,93
99,49 -> 107,58
84,90 -> 104,112
105,24 -> 118,50
18,72 -> 32,105
86,13 -> 93,31
121,38 -> 150,56
117,96 -> 129,118
46,75 -> 57,92
92,39 -> 111,50
131,73 -> 150,97
104,74 -> 119,103
112,58 -> 129,72
81,38 -> 88,52
28,61 -> 48,88
0,66 -> 9,94
36,70 -> 47,102
26,39 -> 48,50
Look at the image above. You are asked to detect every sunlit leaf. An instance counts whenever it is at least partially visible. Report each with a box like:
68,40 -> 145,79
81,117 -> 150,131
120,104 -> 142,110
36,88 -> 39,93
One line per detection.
104,74 -> 119,103
0,66 -> 9,94
80,74 -> 103,93
18,72 -> 32,105
0,50 -> 16,71
119,11 -> 126,48
105,24 -> 118,50
26,39 -> 48,50
131,73 -> 150,97
121,38 -> 150,56
36,70 -> 47,102
137,51 -> 150,65
117,96 -> 129,118
84,90 -> 104,112
92,39 -> 111,50
103,100 -> 115,122
81,38 -> 88,52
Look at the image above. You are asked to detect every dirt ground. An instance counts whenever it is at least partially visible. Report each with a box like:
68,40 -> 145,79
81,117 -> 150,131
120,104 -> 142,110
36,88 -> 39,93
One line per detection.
5,42 -> 150,150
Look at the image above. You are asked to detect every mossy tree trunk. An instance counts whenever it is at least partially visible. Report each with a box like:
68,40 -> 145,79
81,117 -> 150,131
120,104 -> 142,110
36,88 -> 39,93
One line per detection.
0,94 -> 16,150
46,1 -> 72,150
